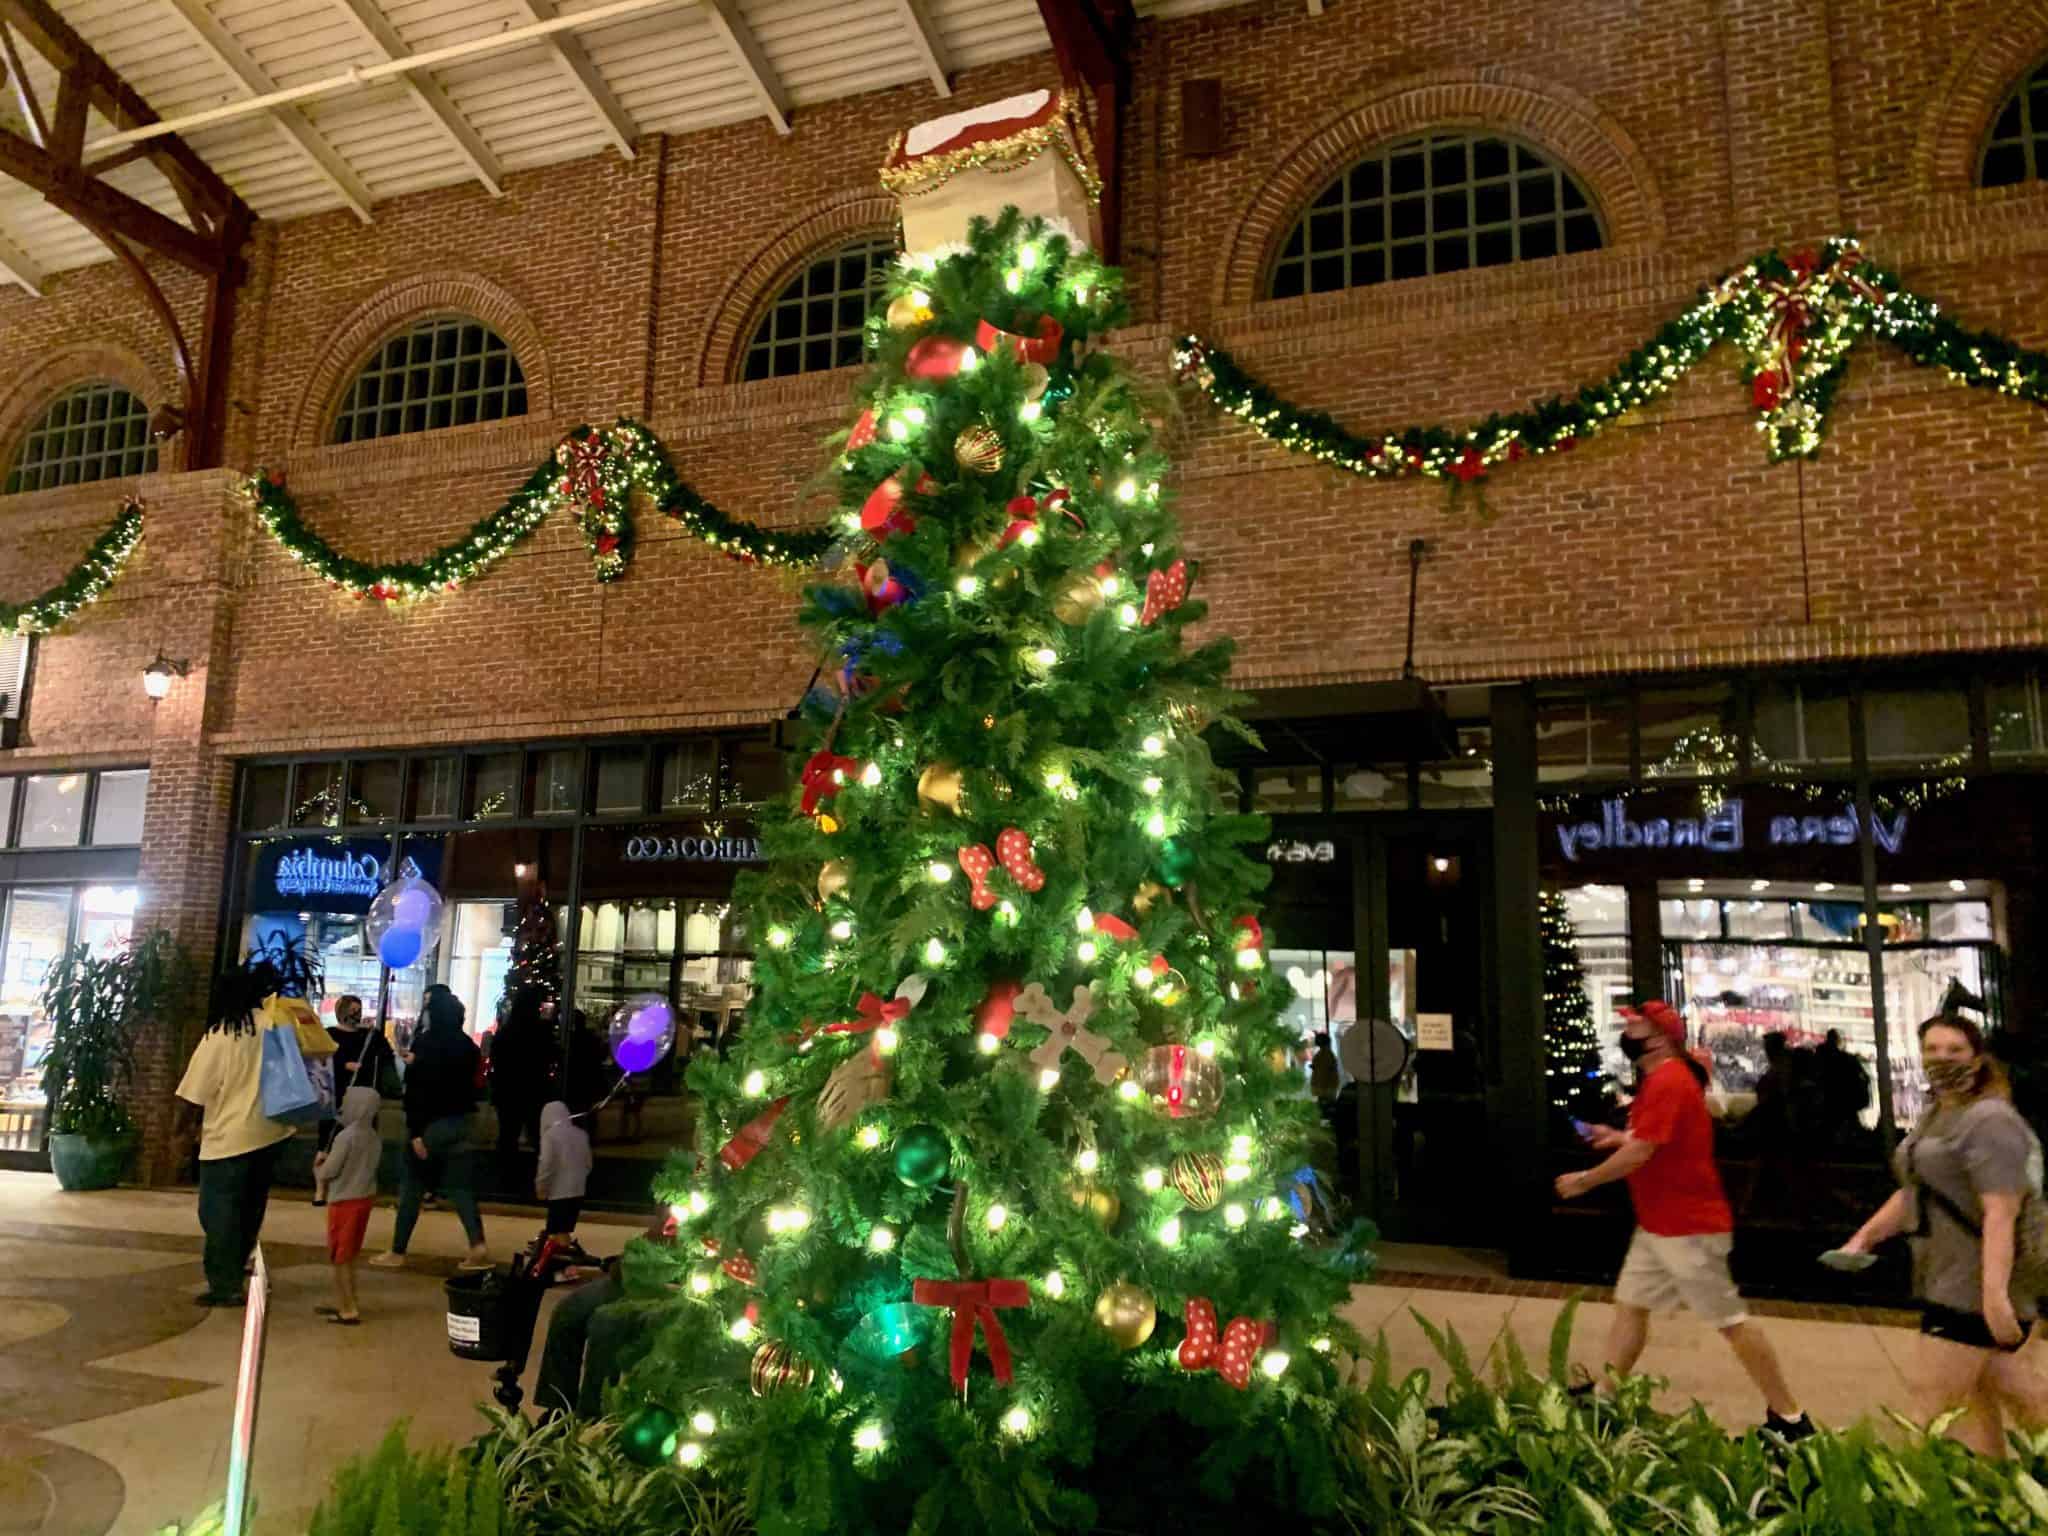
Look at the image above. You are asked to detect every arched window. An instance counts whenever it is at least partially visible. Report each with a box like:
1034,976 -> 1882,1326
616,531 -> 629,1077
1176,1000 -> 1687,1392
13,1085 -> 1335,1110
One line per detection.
1269,132 -> 1604,299
332,316 -> 527,444
1981,59 -> 2048,186
5,382 -> 156,494
741,235 -> 897,381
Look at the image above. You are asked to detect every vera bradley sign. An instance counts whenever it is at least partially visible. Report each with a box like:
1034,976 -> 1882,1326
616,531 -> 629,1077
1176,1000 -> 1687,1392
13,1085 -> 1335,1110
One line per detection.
1551,796 -> 1908,864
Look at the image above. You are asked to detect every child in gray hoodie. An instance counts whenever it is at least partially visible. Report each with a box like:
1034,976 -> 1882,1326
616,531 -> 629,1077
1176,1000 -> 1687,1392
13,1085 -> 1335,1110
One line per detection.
536,1099 -> 592,1240
314,1085 -> 383,1324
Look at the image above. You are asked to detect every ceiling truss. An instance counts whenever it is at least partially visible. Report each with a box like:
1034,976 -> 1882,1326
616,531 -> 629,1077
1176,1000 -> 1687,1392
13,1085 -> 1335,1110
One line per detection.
888,0 -> 953,96
507,0 -> 639,160
702,0 -> 791,136
326,0 -> 507,196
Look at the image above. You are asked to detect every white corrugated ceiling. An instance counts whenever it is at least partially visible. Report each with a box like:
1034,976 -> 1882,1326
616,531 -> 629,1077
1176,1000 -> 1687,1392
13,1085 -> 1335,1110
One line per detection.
0,0 -> 1244,284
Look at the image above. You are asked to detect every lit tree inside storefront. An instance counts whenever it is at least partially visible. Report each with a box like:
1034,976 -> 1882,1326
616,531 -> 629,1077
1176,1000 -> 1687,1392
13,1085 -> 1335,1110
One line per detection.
504,893 -> 562,1004
1541,890 -> 1610,1119
608,205 -> 1369,1533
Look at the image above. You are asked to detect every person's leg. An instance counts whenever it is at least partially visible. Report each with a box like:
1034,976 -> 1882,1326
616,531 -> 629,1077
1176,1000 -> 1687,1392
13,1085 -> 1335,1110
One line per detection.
237,1142 -> 281,1269
335,1257 -> 360,1320
1721,1323 -> 1802,1420
548,1197 -> 582,1235
579,1291 -> 644,1417
1605,1230 -> 1675,1382
196,1154 -> 247,1300
432,1117 -> 487,1254
534,1271 -> 620,1416
1605,1305 -> 1652,1379
1918,1332 -> 2001,1456
1984,1345 -> 2048,1440
387,1141 -> 426,1255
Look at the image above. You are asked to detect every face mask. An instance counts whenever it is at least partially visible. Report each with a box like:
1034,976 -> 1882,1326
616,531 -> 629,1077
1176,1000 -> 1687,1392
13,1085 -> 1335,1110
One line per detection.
1924,1058 -> 1977,1096
1618,1033 -> 1650,1062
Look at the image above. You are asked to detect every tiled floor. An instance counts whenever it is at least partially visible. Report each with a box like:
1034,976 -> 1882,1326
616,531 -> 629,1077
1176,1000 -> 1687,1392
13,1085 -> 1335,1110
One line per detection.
0,1171 -> 1989,1536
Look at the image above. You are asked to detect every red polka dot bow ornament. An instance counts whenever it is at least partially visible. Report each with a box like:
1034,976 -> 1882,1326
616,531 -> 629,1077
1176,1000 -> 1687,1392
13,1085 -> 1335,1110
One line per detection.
1178,1297 -> 1274,1390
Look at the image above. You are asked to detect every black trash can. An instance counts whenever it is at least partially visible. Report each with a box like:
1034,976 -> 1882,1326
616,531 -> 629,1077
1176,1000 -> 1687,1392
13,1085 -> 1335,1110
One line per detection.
444,1266 -> 542,1363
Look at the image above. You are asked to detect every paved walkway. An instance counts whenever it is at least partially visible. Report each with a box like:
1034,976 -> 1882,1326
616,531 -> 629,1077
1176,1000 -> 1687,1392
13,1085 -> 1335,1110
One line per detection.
0,1173 -> 1958,1536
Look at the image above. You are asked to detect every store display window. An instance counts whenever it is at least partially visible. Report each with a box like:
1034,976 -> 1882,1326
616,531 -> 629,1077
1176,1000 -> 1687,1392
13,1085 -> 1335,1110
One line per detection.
0,884 -> 139,1154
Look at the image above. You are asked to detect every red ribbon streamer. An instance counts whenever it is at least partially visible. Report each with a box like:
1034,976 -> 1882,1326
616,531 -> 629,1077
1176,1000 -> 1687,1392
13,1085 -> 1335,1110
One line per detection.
557,434 -> 609,507
912,1276 -> 1029,1390
974,315 -> 1063,366
718,1095 -> 791,1170
800,750 -> 860,816
825,992 -> 910,1035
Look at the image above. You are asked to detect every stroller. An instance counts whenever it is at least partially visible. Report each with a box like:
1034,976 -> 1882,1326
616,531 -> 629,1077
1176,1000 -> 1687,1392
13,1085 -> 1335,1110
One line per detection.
443,1232 -> 583,1410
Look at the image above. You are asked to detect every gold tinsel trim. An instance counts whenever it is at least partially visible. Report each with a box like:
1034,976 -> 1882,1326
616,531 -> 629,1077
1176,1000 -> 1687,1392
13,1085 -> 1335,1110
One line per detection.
880,89 -> 1104,204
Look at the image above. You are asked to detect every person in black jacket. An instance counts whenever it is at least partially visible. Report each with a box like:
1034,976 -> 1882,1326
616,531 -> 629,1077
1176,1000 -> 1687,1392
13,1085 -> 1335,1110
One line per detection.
369,989 -> 488,1270
491,984 -> 560,1178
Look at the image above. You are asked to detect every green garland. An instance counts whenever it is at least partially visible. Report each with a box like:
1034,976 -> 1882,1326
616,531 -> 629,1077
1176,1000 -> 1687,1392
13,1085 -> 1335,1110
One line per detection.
242,419 -> 835,602
2,500 -> 144,634
1176,237 -> 2048,486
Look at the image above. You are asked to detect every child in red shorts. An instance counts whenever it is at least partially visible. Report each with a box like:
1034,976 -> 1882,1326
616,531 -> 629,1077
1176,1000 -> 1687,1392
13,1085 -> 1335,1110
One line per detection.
314,1085 -> 383,1324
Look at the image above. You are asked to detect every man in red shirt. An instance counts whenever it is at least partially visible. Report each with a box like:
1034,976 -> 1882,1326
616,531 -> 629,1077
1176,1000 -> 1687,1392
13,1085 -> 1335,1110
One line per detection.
1556,999 -> 1812,1441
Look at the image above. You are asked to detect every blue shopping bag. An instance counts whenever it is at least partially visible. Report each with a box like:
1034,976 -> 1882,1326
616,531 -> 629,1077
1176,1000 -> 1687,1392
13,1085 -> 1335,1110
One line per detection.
260,1020 -> 323,1126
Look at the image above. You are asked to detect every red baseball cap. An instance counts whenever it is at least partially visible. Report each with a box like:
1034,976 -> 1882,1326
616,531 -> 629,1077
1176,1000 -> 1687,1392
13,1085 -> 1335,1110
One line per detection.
1618,999 -> 1686,1045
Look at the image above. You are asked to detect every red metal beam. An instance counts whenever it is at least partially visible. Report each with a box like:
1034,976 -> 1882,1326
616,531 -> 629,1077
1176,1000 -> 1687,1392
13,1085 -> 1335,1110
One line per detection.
1035,0 -> 1133,262
0,125 -> 224,273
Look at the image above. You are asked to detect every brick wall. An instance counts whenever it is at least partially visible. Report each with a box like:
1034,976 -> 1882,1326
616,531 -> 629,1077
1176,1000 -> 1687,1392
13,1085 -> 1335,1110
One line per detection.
2,0 -> 2046,1176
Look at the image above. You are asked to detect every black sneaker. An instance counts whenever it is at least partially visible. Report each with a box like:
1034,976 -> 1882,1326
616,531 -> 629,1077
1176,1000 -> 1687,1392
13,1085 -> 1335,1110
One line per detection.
1763,1410 -> 1815,1445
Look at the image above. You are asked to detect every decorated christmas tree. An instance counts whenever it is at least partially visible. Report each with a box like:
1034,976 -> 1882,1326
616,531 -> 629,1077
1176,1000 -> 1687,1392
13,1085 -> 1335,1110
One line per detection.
503,893 -> 562,1004
609,137 -> 1367,1534
1540,889 -> 1610,1119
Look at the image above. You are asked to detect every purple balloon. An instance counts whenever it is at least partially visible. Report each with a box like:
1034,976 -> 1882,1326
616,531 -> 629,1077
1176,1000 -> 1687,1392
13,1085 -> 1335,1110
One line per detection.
613,1034 -> 662,1073
393,885 -> 433,928
378,926 -> 422,970
626,1002 -> 672,1041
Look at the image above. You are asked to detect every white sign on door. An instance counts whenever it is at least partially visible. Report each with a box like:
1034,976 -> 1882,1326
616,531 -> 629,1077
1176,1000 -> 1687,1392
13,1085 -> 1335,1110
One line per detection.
1416,1013 -> 1454,1052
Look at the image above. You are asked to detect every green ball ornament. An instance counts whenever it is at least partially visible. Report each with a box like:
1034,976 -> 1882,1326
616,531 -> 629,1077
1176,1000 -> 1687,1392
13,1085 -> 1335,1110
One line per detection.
1157,837 -> 1197,889
893,1124 -> 951,1188
618,1404 -> 680,1467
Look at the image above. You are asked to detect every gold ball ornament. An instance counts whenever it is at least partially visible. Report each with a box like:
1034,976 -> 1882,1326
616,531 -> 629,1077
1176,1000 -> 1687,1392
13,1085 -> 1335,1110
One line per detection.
749,1339 -> 815,1396
1170,1151 -> 1225,1210
1093,1281 -> 1157,1351
1136,1043 -> 1226,1119
1067,1179 -> 1121,1230
1050,569 -> 1106,625
1021,363 -> 1050,403
917,762 -> 965,814
817,859 -> 852,903
953,425 -> 1004,476
886,292 -> 934,329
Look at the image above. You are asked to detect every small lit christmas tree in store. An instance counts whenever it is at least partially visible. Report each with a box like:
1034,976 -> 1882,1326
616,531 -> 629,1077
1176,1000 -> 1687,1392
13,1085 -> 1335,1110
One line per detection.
1541,889 -> 1610,1119
504,892 -> 562,1004
612,92 -> 1368,1536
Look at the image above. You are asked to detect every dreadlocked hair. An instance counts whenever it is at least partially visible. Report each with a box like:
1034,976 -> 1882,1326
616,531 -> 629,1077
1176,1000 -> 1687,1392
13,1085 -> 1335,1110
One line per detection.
208,960 -> 282,1035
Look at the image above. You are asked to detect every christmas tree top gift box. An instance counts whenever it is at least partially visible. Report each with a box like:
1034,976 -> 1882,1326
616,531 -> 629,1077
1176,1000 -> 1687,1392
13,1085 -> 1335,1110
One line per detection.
882,88 -> 1101,254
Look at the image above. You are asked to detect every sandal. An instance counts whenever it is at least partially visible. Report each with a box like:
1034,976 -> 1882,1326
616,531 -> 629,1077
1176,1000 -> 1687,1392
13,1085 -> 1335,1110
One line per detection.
326,1313 -> 362,1326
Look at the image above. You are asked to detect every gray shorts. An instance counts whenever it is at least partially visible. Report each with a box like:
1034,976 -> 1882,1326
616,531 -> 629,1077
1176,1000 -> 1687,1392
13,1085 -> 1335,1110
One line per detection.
1614,1230 -> 1748,1328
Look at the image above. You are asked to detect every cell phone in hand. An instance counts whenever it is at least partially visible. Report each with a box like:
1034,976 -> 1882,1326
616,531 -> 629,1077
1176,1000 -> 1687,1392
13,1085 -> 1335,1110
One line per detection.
1818,1249 -> 1878,1273
1571,1118 -> 1598,1144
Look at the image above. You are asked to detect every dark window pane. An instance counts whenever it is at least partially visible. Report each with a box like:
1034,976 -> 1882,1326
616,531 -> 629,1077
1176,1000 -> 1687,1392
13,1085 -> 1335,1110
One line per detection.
594,748 -> 646,814
1564,215 -> 1602,253
1390,196 -> 1426,239
1309,254 -> 1346,291
1990,96 -> 2025,142
242,764 -> 291,829
658,740 -> 715,811
410,755 -> 462,820
1518,175 -> 1556,216
1352,249 -> 1385,286
1432,189 -> 1468,232
470,754 -> 520,819
1347,161 -> 1382,200
535,749 -> 582,815
328,317 -> 527,444
723,740 -> 784,808
1521,222 -> 1558,259
1471,138 -> 1511,178
1309,209 -> 1343,249
1280,225 -> 1305,260
1311,178 -> 1344,209
344,759 -> 402,824
1348,205 -> 1383,244
293,762 -> 345,827
1474,182 -> 1511,224
1389,149 -> 1426,194
1390,242 -> 1427,280
1561,178 -> 1588,211
1271,261 -> 1305,299
1982,141 -> 2027,186
1430,141 -> 1466,184
1434,237 -> 1470,273
4,383 -> 157,494
804,339 -> 833,372
806,297 -> 833,334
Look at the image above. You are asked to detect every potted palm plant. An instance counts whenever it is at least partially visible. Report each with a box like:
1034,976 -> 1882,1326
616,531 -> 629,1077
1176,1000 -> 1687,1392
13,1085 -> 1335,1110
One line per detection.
41,928 -> 184,1191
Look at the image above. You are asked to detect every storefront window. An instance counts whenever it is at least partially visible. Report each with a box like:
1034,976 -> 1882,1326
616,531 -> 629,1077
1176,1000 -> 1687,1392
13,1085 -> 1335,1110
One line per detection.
536,749 -> 581,816
242,763 -> 290,830
1638,683 -> 1740,777
17,775 -> 86,847
1334,764 -> 1406,810
659,740 -> 714,811
0,890 -> 78,1152
1254,765 -> 1322,814
1863,686 -> 1971,768
471,753 -> 519,819
292,761 -> 345,827
1536,692 -> 1629,781
411,755 -> 461,820
1560,885 -> 1629,1042
594,747 -> 646,814
1988,673 -> 2044,760
1753,681 -> 1852,767
90,770 -> 148,845
347,759 -> 402,824
720,741 -> 783,809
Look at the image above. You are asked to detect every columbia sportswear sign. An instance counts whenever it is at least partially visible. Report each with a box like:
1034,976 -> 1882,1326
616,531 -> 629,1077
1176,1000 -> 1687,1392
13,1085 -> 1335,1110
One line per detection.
273,847 -> 385,899
1555,797 -> 1908,864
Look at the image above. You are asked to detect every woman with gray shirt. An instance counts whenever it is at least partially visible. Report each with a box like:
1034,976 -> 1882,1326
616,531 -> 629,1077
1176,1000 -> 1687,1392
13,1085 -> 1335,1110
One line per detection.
1840,1012 -> 2048,1455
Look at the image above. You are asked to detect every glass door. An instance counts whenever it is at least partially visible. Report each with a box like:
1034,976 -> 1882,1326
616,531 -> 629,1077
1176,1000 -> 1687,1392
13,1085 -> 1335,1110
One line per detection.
0,889 -> 76,1160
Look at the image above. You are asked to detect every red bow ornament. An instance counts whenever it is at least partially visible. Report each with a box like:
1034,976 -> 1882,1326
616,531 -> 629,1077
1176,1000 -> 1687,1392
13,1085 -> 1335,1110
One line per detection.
1232,915 -> 1264,952
975,315 -> 1063,366
996,489 -> 1075,548
857,559 -> 908,614
912,1276 -> 1030,1391
1448,448 -> 1487,485
555,433 -> 610,508
847,408 -> 878,452
800,750 -> 860,817
825,990 -> 911,1041
1179,1297 -> 1274,1389
860,474 -> 919,539
1140,560 -> 1188,626
906,335 -> 972,380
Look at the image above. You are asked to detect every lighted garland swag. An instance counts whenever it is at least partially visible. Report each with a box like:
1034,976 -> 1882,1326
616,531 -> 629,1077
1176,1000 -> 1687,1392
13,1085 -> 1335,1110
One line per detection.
12,237 -> 2048,626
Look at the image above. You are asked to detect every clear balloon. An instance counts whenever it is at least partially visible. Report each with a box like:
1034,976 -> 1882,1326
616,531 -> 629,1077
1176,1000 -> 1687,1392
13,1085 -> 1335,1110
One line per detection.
366,875 -> 445,972
608,993 -> 675,1073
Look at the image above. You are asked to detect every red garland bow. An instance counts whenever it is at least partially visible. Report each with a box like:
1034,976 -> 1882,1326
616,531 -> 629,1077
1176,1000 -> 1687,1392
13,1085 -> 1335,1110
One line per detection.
912,1276 -> 1030,1391
1141,560 -> 1188,626
1449,447 -> 1487,484
825,991 -> 911,1037
1233,914 -> 1263,951
556,433 -> 610,507
1178,1297 -> 1274,1389
718,1095 -> 791,1170
997,489 -> 1076,548
800,750 -> 860,816
975,315 -> 1063,366
861,474 -> 918,539
1750,246 -> 1885,416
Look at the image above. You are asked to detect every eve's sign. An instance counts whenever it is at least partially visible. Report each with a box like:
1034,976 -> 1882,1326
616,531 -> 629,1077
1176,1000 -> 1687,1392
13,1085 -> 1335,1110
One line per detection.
1266,840 -> 1337,864
624,834 -> 762,864
1555,797 -> 1908,863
